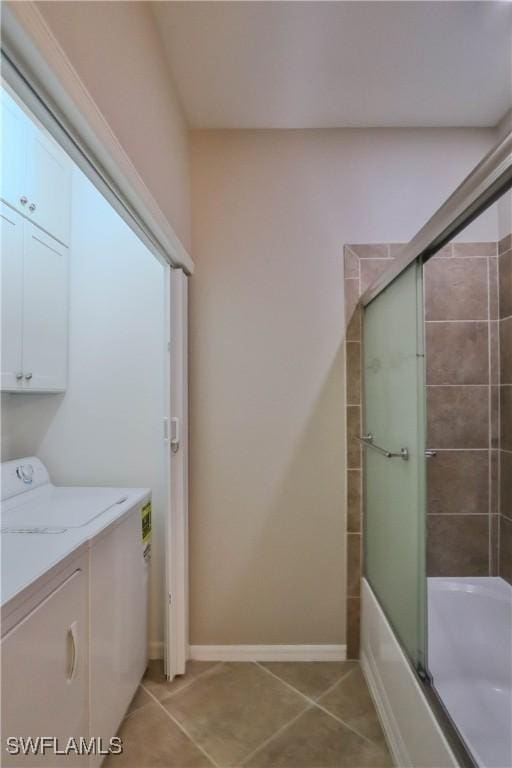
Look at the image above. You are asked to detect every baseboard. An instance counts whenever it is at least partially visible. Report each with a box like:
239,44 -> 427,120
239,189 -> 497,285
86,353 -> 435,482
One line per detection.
149,640 -> 164,660
189,644 -> 347,662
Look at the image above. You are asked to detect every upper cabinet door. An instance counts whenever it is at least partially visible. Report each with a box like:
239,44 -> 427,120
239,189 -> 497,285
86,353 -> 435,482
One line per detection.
0,90 -> 27,213
0,204 -> 24,391
25,124 -> 72,246
22,223 -> 69,392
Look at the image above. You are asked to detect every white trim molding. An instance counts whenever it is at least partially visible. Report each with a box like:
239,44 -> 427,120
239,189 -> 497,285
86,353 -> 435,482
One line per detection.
189,645 -> 346,662
1,1 -> 194,274
361,579 -> 458,768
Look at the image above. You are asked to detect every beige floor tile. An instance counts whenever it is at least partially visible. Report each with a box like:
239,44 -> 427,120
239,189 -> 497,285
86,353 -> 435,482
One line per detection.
143,659 -> 220,701
244,707 -> 392,767
126,685 -> 153,716
163,662 -> 307,766
105,701 -> 214,767
318,667 -> 386,744
259,661 -> 357,700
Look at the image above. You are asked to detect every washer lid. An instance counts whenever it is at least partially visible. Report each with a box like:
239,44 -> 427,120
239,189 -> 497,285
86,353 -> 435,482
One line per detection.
1,486 -> 133,529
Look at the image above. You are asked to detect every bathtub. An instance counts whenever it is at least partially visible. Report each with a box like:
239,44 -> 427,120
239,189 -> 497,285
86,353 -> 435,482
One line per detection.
428,577 -> 512,768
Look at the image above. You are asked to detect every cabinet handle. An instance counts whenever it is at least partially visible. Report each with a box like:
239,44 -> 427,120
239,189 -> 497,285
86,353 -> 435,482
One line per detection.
19,196 -> 28,206
28,203 -> 36,212
24,373 -> 33,380
66,621 -> 78,682
15,372 -> 23,380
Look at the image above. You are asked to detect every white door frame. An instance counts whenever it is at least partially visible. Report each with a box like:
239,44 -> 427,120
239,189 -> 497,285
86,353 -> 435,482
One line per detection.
165,268 -> 189,678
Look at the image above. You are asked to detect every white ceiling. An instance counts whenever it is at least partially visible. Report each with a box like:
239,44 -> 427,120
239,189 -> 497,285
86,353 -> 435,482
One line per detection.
152,1 -> 512,130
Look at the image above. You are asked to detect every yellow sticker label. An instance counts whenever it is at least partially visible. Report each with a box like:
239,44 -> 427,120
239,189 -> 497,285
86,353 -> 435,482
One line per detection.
141,501 -> 152,544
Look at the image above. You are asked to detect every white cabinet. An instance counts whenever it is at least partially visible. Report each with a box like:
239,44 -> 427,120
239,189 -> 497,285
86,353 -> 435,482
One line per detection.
0,89 -> 27,211
1,568 -> 88,767
1,205 -> 24,390
1,204 -> 69,392
26,126 -> 72,246
1,89 -> 71,246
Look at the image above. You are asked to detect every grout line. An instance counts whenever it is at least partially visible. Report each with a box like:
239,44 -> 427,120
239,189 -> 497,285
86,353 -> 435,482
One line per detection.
255,661 -> 357,704
427,512 -> 491,517
255,662 -> 379,748
238,704 -> 312,766
425,383 -> 489,387
424,319 -> 489,324
158,662 -> 225,701
140,681 -> 221,768
427,447 -> 489,452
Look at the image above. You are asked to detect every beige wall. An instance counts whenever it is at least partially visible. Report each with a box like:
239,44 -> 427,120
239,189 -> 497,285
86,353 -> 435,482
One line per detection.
35,0 -> 191,251
190,128 -> 497,646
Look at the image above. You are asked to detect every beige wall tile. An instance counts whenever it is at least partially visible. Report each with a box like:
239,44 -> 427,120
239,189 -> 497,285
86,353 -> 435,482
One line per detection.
344,247 -> 360,279
501,386 -> 512,452
348,244 -> 389,259
345,279 -> 360,329
346,304 -> 362,342
347,406 -> 362,468
427,385 -> 489,449
500,317 -> 512,384
388,243 -> 407,258
346,597 -> 360,660
427,515 -> 489,576
491,449 -> 499,516
490,257 -> 499,320
500,516 -> 512,584
501,451 -> 512,521
498,234 -> 512,256
427,450 -> 489,515
499,250 -> 512,319
452,242 -> 496,258
346,342 -> 361,405
424,258 -> 488,321
347,533 -> 361,598
429,244 -> 453,258
425,322 -> 489,385
347,471 -> 362,533
360,259 -> 393,294
491,514 -> 500,576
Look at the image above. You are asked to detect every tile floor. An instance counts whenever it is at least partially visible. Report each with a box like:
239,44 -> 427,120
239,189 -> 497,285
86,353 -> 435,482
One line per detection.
106,660 -> 392,767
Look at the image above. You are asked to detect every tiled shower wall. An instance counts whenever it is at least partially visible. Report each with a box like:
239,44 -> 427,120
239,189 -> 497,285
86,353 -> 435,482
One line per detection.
424,242 -> 500,577
343,238 -> 509,657
499,234 -> 512,583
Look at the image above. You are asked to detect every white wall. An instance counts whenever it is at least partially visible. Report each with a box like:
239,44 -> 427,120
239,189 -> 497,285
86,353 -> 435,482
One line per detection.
189,127 -> 498,646
2,166 -> 167,651
34,0 -> 192,252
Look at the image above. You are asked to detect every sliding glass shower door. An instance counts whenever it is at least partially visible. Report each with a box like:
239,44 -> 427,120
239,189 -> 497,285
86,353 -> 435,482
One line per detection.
363,260 -> 427,671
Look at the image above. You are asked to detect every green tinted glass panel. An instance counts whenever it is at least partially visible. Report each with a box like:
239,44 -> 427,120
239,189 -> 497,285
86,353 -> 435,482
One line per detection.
363,261 -> 426,669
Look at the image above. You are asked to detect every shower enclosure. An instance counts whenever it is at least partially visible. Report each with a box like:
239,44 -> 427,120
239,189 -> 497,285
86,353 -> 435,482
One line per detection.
355,132 -> 512,768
